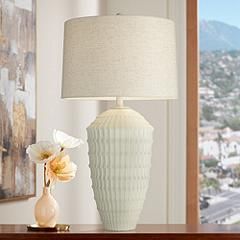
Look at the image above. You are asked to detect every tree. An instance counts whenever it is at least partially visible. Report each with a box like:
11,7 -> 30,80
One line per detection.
234,165 -> 240,180
201,177 -> 221,194
202,105 -> 216,121
223,117 -> 240,131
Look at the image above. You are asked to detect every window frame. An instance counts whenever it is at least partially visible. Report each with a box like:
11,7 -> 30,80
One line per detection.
186,0 -> 199,224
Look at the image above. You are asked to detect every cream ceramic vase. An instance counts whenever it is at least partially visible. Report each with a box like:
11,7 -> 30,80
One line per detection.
87,106 -> 153,231
34,187 -> 59,227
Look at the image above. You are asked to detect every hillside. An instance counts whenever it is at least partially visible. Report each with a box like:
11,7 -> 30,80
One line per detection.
200,20 -> 240,51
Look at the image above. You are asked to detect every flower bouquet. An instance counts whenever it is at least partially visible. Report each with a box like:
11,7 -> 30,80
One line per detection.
26,130 -> 83,227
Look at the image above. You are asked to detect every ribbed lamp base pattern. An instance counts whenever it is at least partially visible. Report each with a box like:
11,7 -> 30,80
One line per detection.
87,107 -> 153,231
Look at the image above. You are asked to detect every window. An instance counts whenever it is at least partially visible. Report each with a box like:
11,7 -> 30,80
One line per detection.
187,0 -> 240,224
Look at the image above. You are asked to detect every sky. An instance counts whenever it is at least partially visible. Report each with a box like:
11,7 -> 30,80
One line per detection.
199,0 -> 240,28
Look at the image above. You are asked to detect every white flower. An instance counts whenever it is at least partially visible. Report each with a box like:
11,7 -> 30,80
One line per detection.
53,129 -> 83,149
46,153 -> 77,184
26,141 -> 61,164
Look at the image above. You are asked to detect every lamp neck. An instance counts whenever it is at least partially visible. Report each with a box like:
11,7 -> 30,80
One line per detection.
116,97 -> 124,108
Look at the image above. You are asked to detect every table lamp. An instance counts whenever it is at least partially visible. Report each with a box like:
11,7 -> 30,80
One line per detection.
62,16 -> 177,231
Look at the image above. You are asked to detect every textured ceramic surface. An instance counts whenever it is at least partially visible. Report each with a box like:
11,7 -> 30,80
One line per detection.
34,187 -> 59,227
87,107 -> 153,231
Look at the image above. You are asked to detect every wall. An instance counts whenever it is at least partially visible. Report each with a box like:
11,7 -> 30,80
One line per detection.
106,0 -> 186,223
0,0 -> 186,224
167,0 -> 186,223
0,0 -> 104,224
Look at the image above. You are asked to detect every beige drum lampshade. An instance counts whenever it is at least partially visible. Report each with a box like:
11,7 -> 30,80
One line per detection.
62,16 -> 177,100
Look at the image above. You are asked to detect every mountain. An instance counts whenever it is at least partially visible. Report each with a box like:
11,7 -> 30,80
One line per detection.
200,20 -> 240,51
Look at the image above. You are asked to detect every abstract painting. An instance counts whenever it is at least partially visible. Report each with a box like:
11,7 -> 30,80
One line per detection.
0,0 -> 36,201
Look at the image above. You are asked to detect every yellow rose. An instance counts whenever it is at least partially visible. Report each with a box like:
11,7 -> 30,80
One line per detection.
47,153 -> 77,184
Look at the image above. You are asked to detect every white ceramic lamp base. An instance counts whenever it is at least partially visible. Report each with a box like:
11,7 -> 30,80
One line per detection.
87,105 -> 153,231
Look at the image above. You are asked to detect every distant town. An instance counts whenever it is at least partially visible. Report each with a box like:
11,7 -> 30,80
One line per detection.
200,50 -> 240,224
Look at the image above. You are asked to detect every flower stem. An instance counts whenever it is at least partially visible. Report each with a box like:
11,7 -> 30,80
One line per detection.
44,163 -> 47,187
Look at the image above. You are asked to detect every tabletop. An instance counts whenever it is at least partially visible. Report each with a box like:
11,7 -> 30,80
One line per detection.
0,224 -> 240,240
